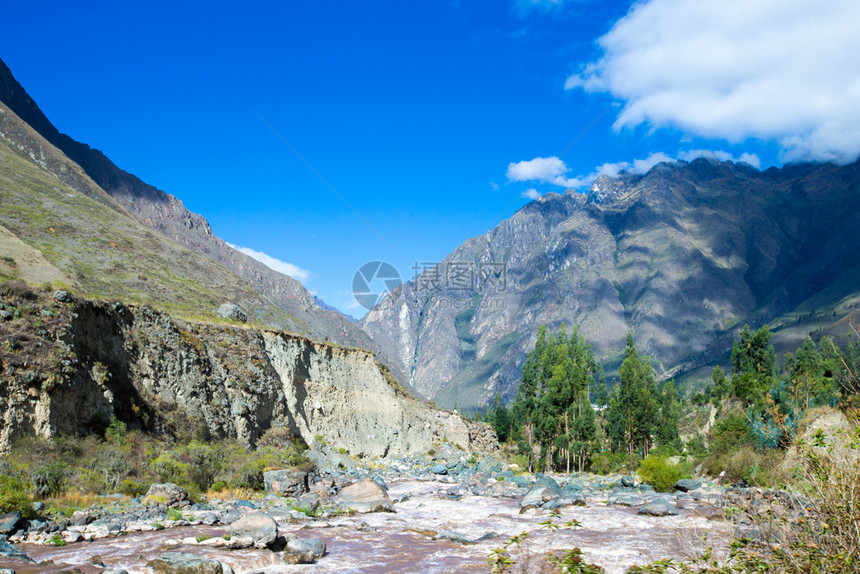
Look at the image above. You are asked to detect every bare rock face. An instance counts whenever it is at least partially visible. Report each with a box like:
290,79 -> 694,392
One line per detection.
0,298 -> 499,458
362,160 -> 860,411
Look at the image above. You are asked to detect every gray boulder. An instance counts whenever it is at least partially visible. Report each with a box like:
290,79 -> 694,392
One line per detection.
337,478 -> 394,513
145,483 -> 189,506
0,512 -> 21,534
286,537 -> 326,558
430,463 -> 448,475
608,492 -> 645,506
53,290 -> 71,302
229,513 -> 278,548
263,469 -> 308,496
0,538 -> 31,563
217,303 -> 247,322
146,552 -> 227,574
621,475 -> 636,487
543,493 -> 587,510
519,478 -> 563,510
674,479 -> 703,492
434,529 -> 475,544
639,498 -> 679,517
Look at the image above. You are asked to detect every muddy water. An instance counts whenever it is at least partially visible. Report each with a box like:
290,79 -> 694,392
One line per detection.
2,478 -> 733,574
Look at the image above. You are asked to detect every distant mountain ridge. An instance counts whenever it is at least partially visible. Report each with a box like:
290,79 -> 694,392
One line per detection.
0,57 -> 391,362
361,158 -> 860,411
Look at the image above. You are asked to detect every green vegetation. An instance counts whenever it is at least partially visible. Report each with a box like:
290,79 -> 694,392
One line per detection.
483,325 -> 681,475
481,322 -> 860,491
0,423 -> 310,513
0,134 -> 299,331
636,455 -> 690,493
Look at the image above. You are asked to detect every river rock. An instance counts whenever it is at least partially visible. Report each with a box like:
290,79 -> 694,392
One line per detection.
0,538 -> 30,562
147,552 -> 228,574
543,493 -> 586,509
519,476 -> 563,510
145,483 -> 189,506
621,475 -> 636,487
286,537 -> 326,558
0,513 -> 21,534
430,464 -> 448,475
229,513 -> 278,548
69,510 -> 94,527
608,492 -> 645,506
337,479 -> 394,513
674,479 -> 702,492
434,529 -> 474,544
263,470 -> 308,496
639,499 -> 679,517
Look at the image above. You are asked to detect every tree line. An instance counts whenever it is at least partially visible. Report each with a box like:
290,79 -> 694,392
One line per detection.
479,322 -> 860,473
481,324 -> 680,473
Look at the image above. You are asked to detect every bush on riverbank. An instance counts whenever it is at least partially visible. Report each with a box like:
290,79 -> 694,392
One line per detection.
0,423 -> 310,511
636,455 -> 690,492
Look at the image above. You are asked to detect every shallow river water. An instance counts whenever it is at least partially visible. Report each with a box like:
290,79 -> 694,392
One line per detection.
1,478 -> 733,574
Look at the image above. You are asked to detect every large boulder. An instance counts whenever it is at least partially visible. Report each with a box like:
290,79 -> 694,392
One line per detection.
145,483 -> 189,507
639,498 -> 679,517
519,477 -> 563,510
608,492 -> 645,506
337,479 -> 394,513
229,513 -> 278,548
216,303 -> 246,322
285,537 -> 326,559
263,470 -> 308,497
146,552 -> 230,574
674,479 -> 702,492
0,512 -> 21,534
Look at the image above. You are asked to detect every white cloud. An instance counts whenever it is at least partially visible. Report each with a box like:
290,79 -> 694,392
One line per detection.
508,150 -> 761,195
566,0 -> 860,164
509,152 -> 677,191
679,149 -> 761,169
227,243 -> 312,284
507,156 -> 568,183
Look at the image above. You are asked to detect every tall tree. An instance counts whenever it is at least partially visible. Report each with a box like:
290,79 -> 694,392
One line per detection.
731,324 -> 777,405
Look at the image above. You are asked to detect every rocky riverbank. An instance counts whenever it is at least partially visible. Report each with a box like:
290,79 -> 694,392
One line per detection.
0,450 -> 781,574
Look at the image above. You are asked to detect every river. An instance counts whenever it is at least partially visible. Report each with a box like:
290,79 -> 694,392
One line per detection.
2,477 -> 733,574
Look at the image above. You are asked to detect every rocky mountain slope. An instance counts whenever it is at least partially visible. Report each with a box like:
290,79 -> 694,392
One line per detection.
0,99 -> 300,326
0,287 -> 497,456
362,159 -> 860,410
0,57 -> 385,358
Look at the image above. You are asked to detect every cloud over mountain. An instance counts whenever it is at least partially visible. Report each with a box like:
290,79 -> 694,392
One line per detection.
566,0 -> 860,164
227,243 -> 312,284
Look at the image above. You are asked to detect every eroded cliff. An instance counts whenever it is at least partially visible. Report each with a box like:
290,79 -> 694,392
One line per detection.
0,288 -> 497,457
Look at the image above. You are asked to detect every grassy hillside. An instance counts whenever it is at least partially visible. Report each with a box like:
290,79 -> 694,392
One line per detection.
0,105 -> 299,328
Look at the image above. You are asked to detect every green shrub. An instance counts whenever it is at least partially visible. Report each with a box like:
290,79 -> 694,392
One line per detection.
31,460 -> 66,498
166,507 -> 183,521
118,478 -> 148,498
590,452 -> 639,475
0,475 -> 35,518
636,455 -> 689,492
47,533 -> 66,546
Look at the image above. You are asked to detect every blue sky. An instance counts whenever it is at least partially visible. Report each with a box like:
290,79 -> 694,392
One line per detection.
3,0 -> 859,316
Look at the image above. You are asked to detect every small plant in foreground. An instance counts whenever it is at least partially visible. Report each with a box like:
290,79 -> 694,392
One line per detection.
488,509 -> 604,573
